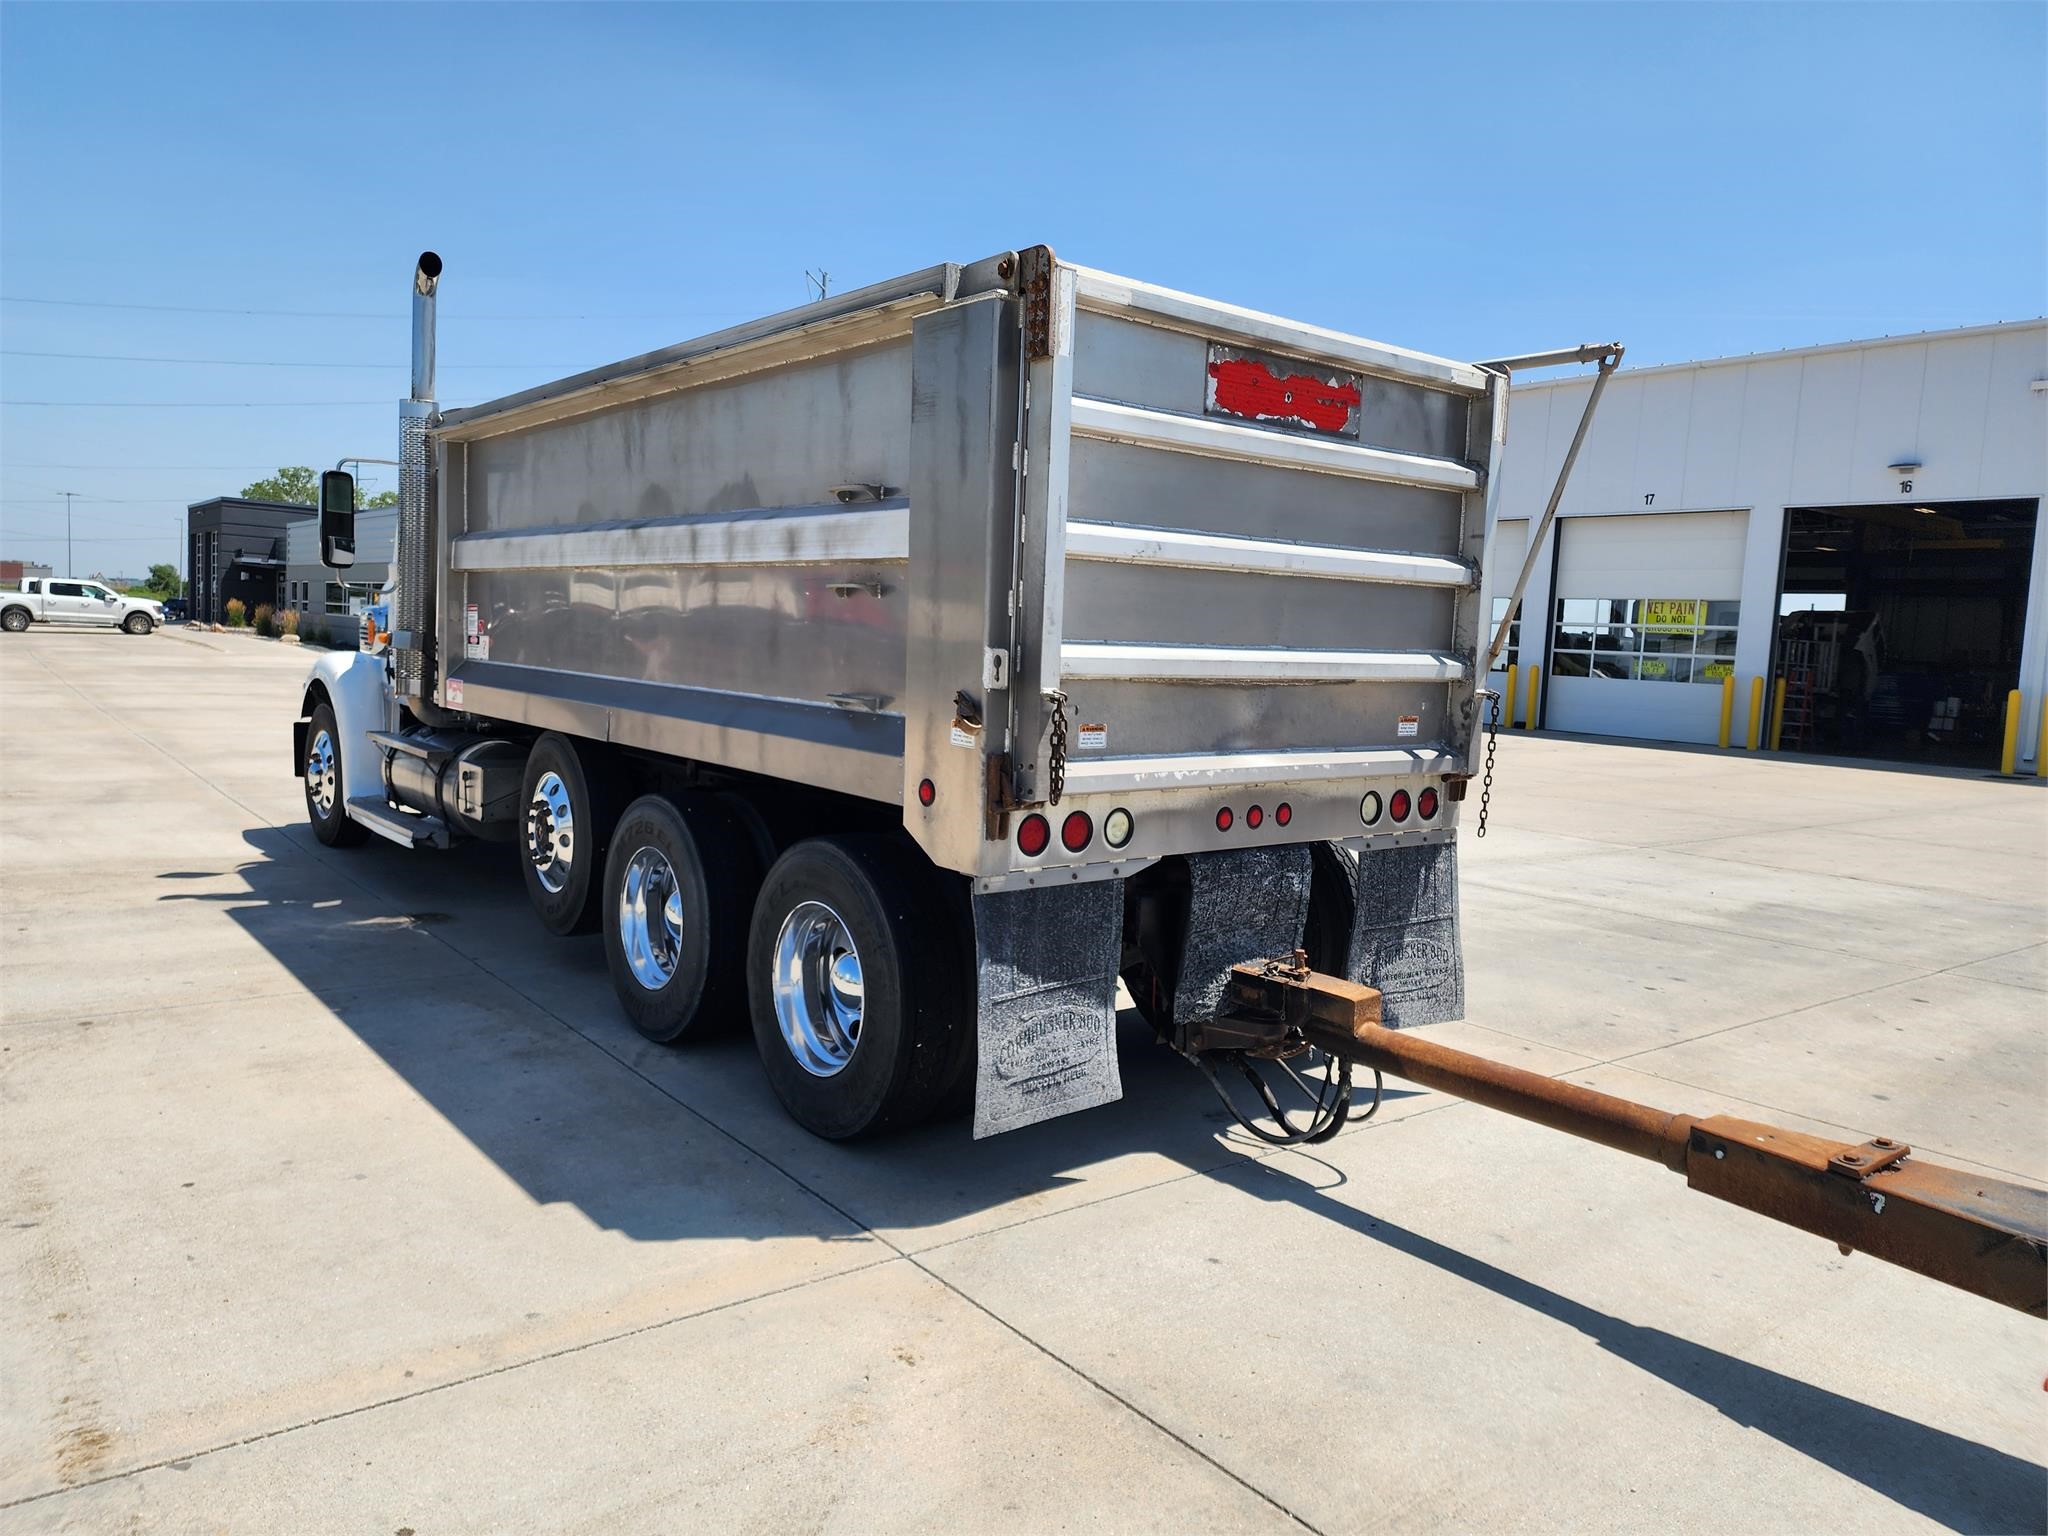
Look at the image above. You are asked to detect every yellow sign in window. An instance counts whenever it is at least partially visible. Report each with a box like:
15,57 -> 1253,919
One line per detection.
1641,599 -> 1708,631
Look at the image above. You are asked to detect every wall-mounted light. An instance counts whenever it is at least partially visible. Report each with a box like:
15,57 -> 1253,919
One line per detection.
1887,458 -> 1923,476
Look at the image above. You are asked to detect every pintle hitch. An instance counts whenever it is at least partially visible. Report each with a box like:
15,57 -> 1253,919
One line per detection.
1209,957 -> 2048,1317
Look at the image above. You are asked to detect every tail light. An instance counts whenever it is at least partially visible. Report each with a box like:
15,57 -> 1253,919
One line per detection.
1418,786 -> 1440,820
1061,811 -> 1093,853
1216,806 -> 1234,832
917,778 -> 935,807
1104,808 -> 1134,848
1390,789 -> 1412,822
1275,803 -> 1292,826
1017,813 -> 1050,857
1246,805 -> 1264,829
1359,791 -> 1383,826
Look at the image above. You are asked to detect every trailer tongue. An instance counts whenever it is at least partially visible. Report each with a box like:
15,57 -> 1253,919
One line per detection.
1218,956 -> 2048,1317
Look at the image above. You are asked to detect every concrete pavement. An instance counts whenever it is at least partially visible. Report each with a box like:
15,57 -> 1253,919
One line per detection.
2,625 -> 2043,1533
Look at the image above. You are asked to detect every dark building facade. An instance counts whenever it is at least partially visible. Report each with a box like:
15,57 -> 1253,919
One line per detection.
185,498 -> 313,623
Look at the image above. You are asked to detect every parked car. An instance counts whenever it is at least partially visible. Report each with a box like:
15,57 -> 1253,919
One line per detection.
162,596 -> 189,623
0,577 -> 163,634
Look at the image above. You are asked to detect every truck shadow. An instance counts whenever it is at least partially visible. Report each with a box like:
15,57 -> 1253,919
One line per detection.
166,825 -> 2043,1531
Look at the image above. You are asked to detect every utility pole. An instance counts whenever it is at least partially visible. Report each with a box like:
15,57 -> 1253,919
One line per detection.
61,491 -> 75,575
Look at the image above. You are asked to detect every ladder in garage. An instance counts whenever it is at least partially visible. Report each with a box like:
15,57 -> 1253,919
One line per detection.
1777,640 -> 1821,751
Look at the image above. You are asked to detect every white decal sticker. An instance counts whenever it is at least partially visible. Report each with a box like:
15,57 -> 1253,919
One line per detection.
1076,723 -> 1108,751
445,679 -> 464,708
950,724 -> 977,749
463,603 -> 480,642
1397,714 -> 1420,738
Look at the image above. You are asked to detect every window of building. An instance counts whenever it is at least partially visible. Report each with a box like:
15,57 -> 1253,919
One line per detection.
1550,598 -> 1740,684
325,582 -> 348,615
1487,596 -> 1522,670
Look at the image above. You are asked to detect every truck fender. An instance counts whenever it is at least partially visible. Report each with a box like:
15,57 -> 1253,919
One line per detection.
300,648 -> 386,811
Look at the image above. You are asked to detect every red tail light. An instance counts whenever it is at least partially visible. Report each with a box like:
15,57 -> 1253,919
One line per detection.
1216,806 -> 1234,832
1275,803 -> 1292,826
1246,805 -> 1264,829
917,778 -> 935,807
1390,789 -> 1412,822
1418,787 -> 1440,820
1017,813 -> 1050,857
1061,811 -> 1093,853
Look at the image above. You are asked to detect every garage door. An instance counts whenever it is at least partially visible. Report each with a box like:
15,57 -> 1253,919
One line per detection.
1547,511 -> 1748,744
1484,518 -> 1529,718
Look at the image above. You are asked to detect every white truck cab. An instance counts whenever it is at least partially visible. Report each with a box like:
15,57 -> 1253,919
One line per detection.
1,578 -> 162,634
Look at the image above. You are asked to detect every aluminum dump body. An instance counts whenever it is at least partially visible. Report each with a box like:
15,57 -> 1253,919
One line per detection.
426,247 -> 1499,879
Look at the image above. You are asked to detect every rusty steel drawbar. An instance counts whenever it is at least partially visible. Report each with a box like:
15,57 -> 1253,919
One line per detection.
1220,958 -> 2048,1318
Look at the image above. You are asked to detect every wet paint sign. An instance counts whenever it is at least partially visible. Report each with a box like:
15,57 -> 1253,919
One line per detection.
1205,345 -> 1363,438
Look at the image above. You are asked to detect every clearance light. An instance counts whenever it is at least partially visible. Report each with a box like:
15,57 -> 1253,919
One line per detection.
1104,808 -> 1134,849
1390,789 -> 1412,822
1359,791 -> 1383,826
917,778 -> 935,807
1061,811 -> 1094,853
1246,805 -> 1264,829
1017,813 -> 1050,857
1275,803 -> 1292,827
1418,787 -> 1440,820
1216,806 -> 1234,832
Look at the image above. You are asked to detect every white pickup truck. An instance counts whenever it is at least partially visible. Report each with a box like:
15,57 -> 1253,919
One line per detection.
1,578 -> 163,635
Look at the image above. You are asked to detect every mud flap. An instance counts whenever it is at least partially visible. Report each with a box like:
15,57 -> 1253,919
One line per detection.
1330,838 -> 1464,1028
971,880 -> 1124,1139
1171,846 -> 1313,1030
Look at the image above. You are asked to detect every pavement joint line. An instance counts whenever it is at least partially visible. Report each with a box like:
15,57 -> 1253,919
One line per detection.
0,1254 -> 906,1512
480,965 -> 1322,1533
1613,835 -> 2047,906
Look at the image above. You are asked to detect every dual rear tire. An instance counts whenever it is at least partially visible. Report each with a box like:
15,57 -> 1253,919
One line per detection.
596,795 -> 971,1138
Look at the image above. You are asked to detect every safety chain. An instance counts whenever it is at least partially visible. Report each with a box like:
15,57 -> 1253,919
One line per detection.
1045,689 -> 1069,805
1476,688 -> 1501,839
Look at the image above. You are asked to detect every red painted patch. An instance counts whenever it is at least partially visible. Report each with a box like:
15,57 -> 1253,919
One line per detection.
1208,357 -> 1361,434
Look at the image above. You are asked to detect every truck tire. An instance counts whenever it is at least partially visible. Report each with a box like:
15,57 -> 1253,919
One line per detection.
304,700 -> 367,848
746,835 -> 971,1140
0,607 -> 28,633
518,733 -> 621,936
603,793 -> 761,1043
122,612 -> 154,635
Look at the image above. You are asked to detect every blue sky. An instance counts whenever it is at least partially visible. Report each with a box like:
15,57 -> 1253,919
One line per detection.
2,2 -> 2042,578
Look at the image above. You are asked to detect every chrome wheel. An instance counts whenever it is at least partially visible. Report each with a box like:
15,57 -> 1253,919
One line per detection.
526,770 -> 575,894
305,729 -> 338,817
618,846 -> 683,991
771,901 -> 863,1077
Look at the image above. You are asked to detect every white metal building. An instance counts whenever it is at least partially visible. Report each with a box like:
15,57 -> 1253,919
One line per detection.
1486,319 -> 2048,770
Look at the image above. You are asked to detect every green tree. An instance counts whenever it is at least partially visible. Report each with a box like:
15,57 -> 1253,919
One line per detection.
144,563 -> 182,599
240,467 -> 399,509
241,466 -> 318,505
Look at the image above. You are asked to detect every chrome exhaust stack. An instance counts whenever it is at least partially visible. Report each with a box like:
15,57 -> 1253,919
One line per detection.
411,251 -> 442,403
395,251 -> 443,702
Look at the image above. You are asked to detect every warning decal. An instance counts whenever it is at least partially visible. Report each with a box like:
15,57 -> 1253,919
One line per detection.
1396,714 -> 1420,738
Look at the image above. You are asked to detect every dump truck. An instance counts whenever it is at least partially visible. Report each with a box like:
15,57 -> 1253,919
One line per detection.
296,252 -> 2044,1316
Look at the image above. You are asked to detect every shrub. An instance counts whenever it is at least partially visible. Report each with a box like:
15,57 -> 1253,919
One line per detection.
224,598 -> 247,628
299,617 -> 326,647
277,608 -> 300,637
253,603 -> 276,637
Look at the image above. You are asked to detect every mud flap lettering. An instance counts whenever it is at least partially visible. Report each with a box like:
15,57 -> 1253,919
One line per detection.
971,881 -> 1123,1139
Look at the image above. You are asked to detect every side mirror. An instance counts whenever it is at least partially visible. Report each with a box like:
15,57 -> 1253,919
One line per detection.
320,470 -> 357,569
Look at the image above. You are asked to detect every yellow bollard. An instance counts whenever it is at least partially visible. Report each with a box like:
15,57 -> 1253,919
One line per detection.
1718,673 -> 1735,749
1503,663 -> 1519,728
2000,689 -> 2022,776
1746,677 -> 1765,751
1769,676 -> 1787,751
1522,664 -> 1540,730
